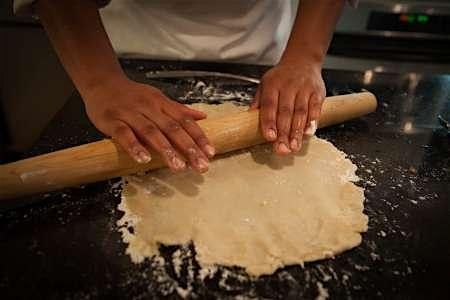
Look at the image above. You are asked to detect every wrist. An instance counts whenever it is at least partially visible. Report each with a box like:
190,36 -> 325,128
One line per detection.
79,72 -> 129,100
279,46 -> 325,68
277,56 -> 323,74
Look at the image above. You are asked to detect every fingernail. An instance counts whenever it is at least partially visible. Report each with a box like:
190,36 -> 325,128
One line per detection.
305,120 -> 317,136
267,129 -> 277,141
171,156 -> 186,171
278,143 -> 291,154
204,144 -> 216,158
136,151 -> 151,163
197,157 -> 209,172
290,139 -> 299,152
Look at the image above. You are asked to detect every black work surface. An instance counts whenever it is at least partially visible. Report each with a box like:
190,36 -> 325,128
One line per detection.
1,60 -> 449,299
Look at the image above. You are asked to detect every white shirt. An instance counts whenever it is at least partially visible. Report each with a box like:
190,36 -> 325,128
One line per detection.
15,0 -> 298,65
101,0 -> 299,65
15,1 -> 357,65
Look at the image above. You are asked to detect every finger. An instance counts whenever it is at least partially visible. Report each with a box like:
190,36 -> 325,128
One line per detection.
275,89 -> 296,155
289,93 -> 309,152
125,114 -> 187,172
259,86 -> 278,142
153,114 -> 210,173
110,121 -> 151,164
307,93 -> 324,123
305,93 -> 324,136
179,104 -> 207,120
249,88 -> 261,110
181,117 -> 215,158
165,108 -> 215,158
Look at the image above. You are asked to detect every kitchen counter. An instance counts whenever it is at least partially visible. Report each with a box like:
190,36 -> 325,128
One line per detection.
1,60 -> 449,299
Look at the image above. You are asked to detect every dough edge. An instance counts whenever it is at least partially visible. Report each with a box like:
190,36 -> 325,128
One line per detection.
116,103 -> 368,276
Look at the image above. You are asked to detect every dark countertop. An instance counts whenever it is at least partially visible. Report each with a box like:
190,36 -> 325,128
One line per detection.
1,60 -> 449,299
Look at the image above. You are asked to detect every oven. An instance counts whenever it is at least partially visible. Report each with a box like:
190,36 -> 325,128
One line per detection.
325,0 -> 450,74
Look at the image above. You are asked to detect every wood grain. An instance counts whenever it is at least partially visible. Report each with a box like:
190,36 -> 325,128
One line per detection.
0,92 -> 377,199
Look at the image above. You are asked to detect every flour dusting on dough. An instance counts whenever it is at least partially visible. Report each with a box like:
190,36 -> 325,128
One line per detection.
117,103 -> 368,277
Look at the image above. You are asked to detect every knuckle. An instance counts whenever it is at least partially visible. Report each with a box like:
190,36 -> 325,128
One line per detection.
113,124 -> 129,136
278,105 -> 292,115
125,140 -> 140,150
262,114 -> 276,124
261,94 -> 277,106
291,129 -> 302,139
290,118 -> 301,130
194,135 -> 209,146
312,95 -> 324,105
295,104 -> 308,115
278,126 -> 290,135
290,128 -> 298,137
261,104 -> 277,116
142,124 -> 158,136
113,129 -> 139,148
277,121 -> 291,134
290,122 -> 303,137
165,121 -> 182,133
311,103 -> 322,112
160,147 -> 176,158
186,124 -> 202,135
180,117 -> 194,126
289,119 -> 299,130
185,146 -> 199,157
310,102 -> 322,113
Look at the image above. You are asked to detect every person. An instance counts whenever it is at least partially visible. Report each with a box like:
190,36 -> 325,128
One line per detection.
15,0 -> 350,173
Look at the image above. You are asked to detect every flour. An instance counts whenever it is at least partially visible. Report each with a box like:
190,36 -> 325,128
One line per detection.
115,102 -> 369,298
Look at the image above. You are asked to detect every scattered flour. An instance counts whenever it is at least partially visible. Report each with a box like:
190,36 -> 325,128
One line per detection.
316,282 -> 329,300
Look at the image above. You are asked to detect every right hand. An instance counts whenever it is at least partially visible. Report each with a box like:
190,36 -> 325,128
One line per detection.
83,77 -> 215,173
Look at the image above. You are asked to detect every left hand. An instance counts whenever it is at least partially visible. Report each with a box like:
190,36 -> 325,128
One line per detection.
251,61 -> 326,154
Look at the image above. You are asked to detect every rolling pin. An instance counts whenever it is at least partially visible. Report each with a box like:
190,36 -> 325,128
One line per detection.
0,92 -> 377,200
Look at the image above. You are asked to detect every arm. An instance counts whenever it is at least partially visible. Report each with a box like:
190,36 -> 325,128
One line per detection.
37,0 -> 213,172
252,0 -> 345,154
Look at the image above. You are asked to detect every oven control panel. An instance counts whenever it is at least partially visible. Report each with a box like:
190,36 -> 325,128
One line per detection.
368,12 -> 450,35
336,1 -> 450,40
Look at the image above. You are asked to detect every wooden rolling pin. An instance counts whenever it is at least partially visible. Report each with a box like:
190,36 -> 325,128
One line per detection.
0,92 -> 377,200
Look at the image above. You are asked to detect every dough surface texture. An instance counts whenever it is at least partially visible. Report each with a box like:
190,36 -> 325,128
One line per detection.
118,103 -> 367,276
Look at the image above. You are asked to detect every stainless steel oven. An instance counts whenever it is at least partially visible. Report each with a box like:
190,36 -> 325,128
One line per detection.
325,0 -> 450,74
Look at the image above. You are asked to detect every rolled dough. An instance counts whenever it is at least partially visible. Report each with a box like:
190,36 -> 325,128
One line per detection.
117,103 -> 367,276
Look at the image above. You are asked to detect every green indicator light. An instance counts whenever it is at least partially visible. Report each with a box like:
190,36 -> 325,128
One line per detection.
417,15 -> 429,23
407,15 -> 416,23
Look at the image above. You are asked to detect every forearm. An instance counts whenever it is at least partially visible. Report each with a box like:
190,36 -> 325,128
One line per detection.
36,0 -> 214,170
37,0 -> 125,99
280,0 -> 345,66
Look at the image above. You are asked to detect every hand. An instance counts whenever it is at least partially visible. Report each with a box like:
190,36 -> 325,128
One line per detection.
251,62 -> 326,154
83,77 -> 215,173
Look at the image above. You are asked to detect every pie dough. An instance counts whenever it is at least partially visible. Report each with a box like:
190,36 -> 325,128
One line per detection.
117,103 -> 367,276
